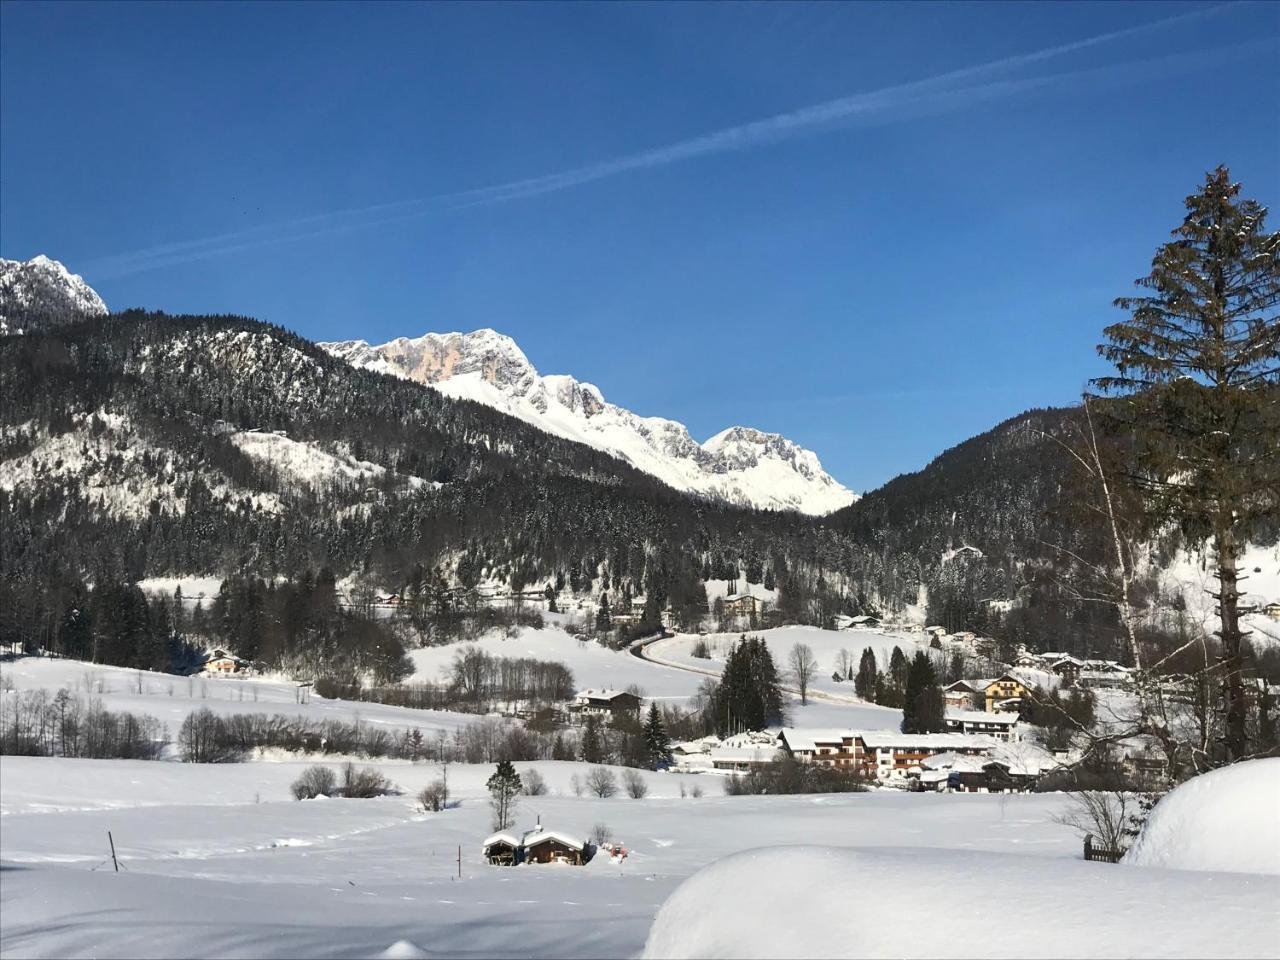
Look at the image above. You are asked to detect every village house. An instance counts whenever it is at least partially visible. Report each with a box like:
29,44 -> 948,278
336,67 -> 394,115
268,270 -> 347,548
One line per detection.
856,731 -> 996,781
924,625 -> 948,640
981,674 -> 1030,712
199,649 -> 249,675
1050,656 -> 1085,686
722,593 -> 763,619
849,614 -> 881,629
1262,601 -> 1280,621
670,732 -> 780,773
1076,660 -> 1135,690
779,728 -> 996,781
914,743 -> 1052,793
944,709 -> 1020,741
943,680 -> 980,710
777,729 -> 861,768
570,689 -> 643,719
708,746 -> 783,772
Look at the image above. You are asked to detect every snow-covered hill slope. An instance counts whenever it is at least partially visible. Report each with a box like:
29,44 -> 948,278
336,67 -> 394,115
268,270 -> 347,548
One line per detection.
321,329 -> 856,514
0,254 -> 108,335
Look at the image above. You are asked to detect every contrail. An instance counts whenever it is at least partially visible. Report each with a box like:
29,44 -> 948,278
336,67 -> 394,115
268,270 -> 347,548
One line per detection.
84,3 -> 1247,278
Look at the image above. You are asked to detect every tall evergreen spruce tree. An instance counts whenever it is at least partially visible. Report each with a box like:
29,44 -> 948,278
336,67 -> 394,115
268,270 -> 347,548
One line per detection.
1095,166 -> 1279,761
855,647 -> 878,701
642,702 -> 672,769
595,592 -> 612,633
579,714 -> 605,764
486,759 -> 522,831
901,651 -> 944,734
711,636 -> 785,735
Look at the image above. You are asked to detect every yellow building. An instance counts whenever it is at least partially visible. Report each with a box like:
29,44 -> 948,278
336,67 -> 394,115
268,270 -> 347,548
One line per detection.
982,674 -> 1029,713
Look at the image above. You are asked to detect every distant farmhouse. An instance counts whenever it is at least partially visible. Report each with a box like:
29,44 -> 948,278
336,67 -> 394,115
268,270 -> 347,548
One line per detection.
199,649 -> 249,675
722,593 -> 763,619
570,688 -> 643,720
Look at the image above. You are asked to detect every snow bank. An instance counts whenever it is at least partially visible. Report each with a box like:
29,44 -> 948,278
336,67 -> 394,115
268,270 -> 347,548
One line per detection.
1126,758 -> 1280,876
643,846 -> 1278,959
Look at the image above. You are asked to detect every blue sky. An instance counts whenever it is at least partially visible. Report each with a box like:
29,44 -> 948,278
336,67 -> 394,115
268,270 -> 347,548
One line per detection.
2,1 -> 1277,492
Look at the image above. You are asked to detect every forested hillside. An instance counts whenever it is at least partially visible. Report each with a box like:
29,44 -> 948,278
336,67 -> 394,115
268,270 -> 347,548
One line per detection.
0,307 -> 1189,664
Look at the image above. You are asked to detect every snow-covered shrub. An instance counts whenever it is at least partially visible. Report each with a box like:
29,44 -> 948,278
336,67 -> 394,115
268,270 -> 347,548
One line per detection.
417,779 -> 448,812
178,707 -> 238,763
622,768 -> 649,799
586,766 -> 618,798
590,822 -> 613,846
339,762 -> 394,798
520,768 -> 548,796
291,765 -> 337,800
690,639 -> 711,659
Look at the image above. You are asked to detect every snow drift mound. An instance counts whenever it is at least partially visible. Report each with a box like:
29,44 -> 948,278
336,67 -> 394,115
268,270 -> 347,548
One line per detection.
1125,758 -> 1280,876
642,846 -> 1278,959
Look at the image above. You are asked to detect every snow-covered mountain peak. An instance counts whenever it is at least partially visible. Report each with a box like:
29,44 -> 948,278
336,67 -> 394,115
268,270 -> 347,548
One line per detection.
0,255 -> 108,335
324,328 -> 539,394
320,328 -> 857,514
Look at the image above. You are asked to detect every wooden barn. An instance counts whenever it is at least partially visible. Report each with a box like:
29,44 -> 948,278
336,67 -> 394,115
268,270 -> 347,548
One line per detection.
482,831 -> 524,866
482,825 -> 586,867
522,827 -> 585,865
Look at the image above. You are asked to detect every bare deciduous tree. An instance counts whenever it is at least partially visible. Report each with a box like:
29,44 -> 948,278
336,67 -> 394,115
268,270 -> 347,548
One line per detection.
585,766 -> 618,798
621,768 -> 648,799
788,642 -> 817,705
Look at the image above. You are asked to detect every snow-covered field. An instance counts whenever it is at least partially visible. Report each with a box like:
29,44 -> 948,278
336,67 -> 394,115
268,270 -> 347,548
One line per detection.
407,623 -> 707,705
0,658 -> 474,741
409,622 -> 912,728
0,758 -> 1077,958
5,755 -> 1276,959
5,641 -> 1277,959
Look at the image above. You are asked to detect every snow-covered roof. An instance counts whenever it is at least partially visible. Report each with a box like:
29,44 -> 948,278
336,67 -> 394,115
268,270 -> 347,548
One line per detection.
710,746 -> 780,763
723,593 -> 760,603
923,741 -> 1053,778
856,730 -> 997,751
482,831 -> 523,849
778,728 -> 852,752
575,688 -> 638,702
672,740 -> 712,755
850,615 -> 880,624
200,648 -> 246,664
945,709 -> 1018,726
521,827 -> 584,851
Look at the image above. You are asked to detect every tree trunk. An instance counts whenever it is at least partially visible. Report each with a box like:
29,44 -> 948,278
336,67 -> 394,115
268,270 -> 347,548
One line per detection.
1215,519 -> 1247,761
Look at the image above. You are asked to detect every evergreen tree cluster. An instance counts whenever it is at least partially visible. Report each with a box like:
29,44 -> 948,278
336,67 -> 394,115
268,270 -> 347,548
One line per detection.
707,636 -> 785,736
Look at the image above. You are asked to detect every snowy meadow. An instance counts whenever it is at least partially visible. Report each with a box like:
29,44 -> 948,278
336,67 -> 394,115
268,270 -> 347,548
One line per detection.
3,633 -> 1278,959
